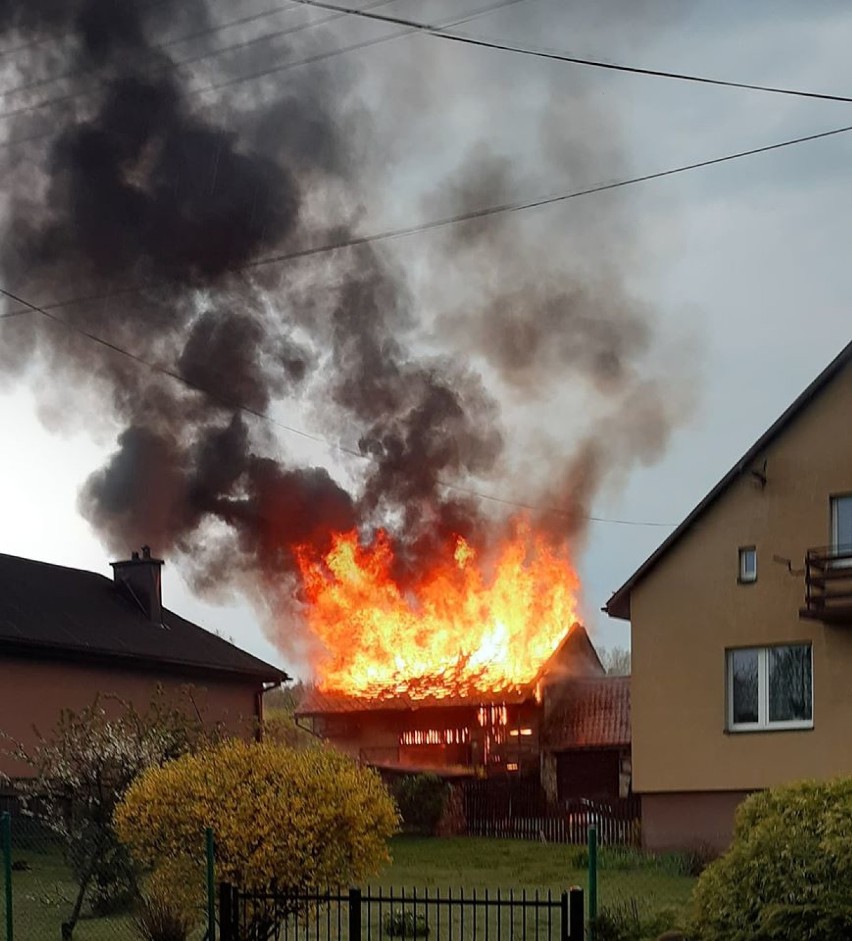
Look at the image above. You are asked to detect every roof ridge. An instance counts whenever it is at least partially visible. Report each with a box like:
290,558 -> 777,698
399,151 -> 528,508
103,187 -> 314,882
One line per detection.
0,551 -> 112,579
605,337 -> 852,620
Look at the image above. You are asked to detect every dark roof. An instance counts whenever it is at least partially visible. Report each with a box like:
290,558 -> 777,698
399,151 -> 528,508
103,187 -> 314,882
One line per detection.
0,552 -> 287,683
605,339 -> 852,620
542,676 -> 630,750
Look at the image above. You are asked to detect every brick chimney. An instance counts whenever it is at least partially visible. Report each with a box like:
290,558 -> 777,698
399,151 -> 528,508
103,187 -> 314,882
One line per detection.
111,545 -> 164,624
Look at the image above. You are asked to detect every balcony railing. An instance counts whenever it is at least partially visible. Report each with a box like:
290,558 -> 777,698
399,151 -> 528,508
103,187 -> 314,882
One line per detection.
801,546 -> 852,623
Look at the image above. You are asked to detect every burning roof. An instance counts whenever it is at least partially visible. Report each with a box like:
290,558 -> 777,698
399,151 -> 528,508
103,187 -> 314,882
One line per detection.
296,623 -> 603,716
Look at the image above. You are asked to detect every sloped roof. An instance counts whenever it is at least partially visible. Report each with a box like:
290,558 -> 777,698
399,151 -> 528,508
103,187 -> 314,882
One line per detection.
296,685 -> 534,716
542,676 -> 630,750
0,552 -> 287,683
297,623 -> 603,717
606,338 -> 852,620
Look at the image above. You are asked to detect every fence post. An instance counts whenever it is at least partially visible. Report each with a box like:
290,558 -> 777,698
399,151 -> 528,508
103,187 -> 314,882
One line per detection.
2,812 -> 11,941
206,829 -> 216,941
348,888 -> 362,941
560,891 -> 570,941
569,886 -> 584,940
587,824 -> 597,940
219,882 -> 233,941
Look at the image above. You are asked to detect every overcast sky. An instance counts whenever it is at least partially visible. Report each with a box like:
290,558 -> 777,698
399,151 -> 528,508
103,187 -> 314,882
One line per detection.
1,0 -> 851,676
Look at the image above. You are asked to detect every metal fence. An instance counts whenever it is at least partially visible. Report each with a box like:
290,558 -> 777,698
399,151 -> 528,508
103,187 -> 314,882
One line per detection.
219,884 -> 586,941
0,810 -> 215,941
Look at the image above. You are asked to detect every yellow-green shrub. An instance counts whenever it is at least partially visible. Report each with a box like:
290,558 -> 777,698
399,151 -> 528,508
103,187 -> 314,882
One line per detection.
691,778 -> 852,940
115,740 -> 399,893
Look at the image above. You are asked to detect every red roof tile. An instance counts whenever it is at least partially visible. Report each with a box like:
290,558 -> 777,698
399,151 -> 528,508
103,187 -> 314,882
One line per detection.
542,676 -> 630,750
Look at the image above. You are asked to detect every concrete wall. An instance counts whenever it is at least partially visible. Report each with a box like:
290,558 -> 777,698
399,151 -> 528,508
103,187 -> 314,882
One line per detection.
0,653 -> 260,777
630,357 -> 852,846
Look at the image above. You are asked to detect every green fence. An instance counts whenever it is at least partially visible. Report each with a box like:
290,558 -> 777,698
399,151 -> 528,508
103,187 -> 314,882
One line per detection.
0,811 -> 215,941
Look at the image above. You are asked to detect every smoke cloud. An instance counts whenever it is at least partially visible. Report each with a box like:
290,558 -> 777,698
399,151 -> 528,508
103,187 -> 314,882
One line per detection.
0,0 -> 694,654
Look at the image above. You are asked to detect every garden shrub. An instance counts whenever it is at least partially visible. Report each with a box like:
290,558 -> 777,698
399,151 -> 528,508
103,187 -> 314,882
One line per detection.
392,774 -> 449,835
691,778 -> 852,940
592,899 -> 683,941
116,740 -> 399,895
384,909 -> 430,937
133,865 -> 200,941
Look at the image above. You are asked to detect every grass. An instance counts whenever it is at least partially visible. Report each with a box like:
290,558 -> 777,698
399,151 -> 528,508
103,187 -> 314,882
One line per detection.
6,846 -> 136,940
4,845 -> 206,941
4,837 -> 696,940
375,836 -> 696,913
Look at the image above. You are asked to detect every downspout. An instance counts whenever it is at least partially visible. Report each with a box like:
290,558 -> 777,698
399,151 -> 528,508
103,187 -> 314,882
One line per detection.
255,681 -> 279,742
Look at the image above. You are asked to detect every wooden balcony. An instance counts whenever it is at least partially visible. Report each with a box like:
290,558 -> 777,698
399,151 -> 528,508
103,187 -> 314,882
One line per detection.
800,546 -> 852,624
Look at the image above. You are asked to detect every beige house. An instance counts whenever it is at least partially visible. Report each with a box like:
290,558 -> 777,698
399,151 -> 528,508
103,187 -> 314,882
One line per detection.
605,340 -> 852,852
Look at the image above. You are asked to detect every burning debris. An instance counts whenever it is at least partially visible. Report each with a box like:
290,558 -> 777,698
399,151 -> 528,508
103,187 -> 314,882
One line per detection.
0,1 -> 691,695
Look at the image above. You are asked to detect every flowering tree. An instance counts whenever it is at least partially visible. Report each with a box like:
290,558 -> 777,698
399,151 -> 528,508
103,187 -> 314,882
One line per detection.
116,740 -> 399,938
9,689 -> 216,939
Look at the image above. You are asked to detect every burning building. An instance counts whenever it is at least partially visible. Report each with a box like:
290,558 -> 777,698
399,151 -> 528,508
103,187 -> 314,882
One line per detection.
1,0 -> 683,753
296,623 -> 606,778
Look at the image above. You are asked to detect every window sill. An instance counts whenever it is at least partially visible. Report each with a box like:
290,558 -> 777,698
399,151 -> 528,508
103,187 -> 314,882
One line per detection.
726,722 -> 813,734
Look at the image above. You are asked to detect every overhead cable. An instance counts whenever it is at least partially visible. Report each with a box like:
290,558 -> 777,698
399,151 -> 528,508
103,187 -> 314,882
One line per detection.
0,284 -> 675,528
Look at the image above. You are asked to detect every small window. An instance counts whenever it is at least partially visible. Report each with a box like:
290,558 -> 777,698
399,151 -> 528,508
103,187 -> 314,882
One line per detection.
738,546 -> 757,583
727,644 -> 813,732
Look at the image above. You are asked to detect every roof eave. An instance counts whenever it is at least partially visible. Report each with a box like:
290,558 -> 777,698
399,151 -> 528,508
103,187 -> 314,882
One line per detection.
0,637 -> 289,684
603,337 -> 852,622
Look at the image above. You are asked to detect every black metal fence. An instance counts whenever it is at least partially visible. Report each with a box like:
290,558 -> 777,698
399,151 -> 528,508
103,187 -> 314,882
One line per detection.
219,884 -> 585,941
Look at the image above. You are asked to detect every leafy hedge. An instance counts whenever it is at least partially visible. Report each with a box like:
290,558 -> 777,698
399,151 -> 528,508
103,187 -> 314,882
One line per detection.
391,774 -> 450,835
691,778 -> 852,940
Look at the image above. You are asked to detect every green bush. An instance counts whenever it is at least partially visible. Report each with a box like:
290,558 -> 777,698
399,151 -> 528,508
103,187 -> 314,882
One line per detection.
592,898 -> 683,941
383,909 -> 430,937
392,775 -> 449,835
691,778 -> 852,940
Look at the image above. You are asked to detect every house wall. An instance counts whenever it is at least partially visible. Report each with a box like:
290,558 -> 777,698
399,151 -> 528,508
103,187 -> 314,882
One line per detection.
641,791 -> 749,854
312,702 -> 542,773
630,360 -> 852,848
0,653 -> 261,778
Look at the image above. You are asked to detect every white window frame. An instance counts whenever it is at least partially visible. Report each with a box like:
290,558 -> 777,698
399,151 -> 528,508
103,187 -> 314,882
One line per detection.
727,644 -> 813,733
738,546 -> 757,583
831,494 -> 852,552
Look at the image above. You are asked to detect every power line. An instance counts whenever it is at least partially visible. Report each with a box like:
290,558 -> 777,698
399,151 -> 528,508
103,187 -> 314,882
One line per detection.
0,0 -> 526,125
289,0 -> 852,106
0,1 -> 306,98
3,119 -> 850,322
240,122 -> 852,269
0,284 -> 675,528
0,1 -> 524,153
0,0 -> 395,122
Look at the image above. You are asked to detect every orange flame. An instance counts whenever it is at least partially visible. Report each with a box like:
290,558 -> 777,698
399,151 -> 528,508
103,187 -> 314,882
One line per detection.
295,520 -> 580,699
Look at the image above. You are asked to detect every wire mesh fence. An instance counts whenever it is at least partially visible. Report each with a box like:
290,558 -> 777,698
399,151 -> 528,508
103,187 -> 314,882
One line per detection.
2,804 -> 699,941
0,809 -> 213,941
588,843 -> 701,939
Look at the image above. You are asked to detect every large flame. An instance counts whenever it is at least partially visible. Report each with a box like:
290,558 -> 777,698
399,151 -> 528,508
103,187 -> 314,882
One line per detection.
295,520 -> 580,699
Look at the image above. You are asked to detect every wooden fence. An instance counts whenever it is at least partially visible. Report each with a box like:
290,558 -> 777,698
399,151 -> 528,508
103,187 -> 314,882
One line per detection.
461,778 -> 640,846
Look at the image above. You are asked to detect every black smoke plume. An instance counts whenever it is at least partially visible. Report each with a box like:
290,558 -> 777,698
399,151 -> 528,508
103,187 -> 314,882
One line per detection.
0,0 -> 692,651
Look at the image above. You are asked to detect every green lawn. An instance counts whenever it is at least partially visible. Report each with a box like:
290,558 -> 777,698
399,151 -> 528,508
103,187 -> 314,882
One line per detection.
4,837 -> 696,940
375,836 -> 696,917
